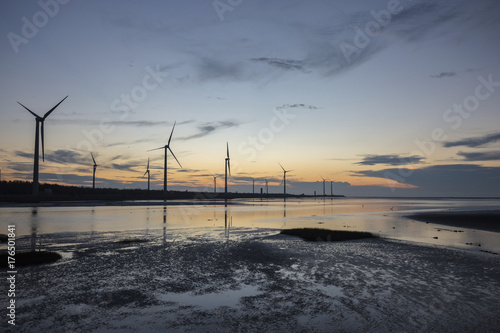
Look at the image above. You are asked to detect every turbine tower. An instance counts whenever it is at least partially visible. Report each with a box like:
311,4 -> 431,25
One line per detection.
225,142 -> 231,197
321,175 -> 326,196
252,178 -> 255,194
149,121 -> 182,198
143,158 -> 150,191
329,179 -> 334,196
278,162 -> 292,200
209,172 -> 216,195
18,96 -> 68,195
265,179 -> 269,195
91,153 -> 98,189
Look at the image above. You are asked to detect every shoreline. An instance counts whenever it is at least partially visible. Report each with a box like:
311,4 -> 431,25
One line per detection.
405,210 -> 500,233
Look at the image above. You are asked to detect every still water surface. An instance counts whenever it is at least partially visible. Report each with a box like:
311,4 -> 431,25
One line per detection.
1,197 -> 499,253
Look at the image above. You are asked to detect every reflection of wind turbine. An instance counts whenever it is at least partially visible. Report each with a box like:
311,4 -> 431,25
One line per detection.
18,96 -> 68,195
278,162 -> 292,200
225,142 -> 231,196
209,172 -> 217,195
91,153 -> 98,189
321,175 -> 326,197
143,158 -> 150,191
149,121 -> 182,198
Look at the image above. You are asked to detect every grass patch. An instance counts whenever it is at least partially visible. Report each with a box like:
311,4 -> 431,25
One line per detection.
0,251 -> 62,267
116,238 -> 149,244
280,228 -> 377,242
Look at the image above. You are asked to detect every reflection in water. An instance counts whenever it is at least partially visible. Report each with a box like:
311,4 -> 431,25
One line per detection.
224,202 -> 230,240
163,206 -> 167,245
30,208 -> 38,252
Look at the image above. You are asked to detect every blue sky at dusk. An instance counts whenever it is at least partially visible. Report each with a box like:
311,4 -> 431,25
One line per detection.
1,0 -> 499,197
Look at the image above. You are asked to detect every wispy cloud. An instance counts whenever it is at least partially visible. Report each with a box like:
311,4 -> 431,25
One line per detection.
356,154 -> 425,166
45,149 -> 88,165
443,132 -> 500,148
276,103 -> 321,111
179,121 -> 239,140
251,57 -> 307,72
457,151 -> 500,161
429,71 -> 456,78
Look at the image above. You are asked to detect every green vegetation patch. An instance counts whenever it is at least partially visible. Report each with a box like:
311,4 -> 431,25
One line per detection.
280,228 -> 377,242
0,251 -> 62,267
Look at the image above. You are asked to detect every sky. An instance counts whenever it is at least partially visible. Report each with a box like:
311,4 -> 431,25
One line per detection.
1,0 -> 499,197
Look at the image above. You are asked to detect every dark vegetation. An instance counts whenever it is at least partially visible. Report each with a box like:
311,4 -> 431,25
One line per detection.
0,180 -> 343,203
280,228 -> 377,242
0,251 -> 62,267
116,238 -> 150,244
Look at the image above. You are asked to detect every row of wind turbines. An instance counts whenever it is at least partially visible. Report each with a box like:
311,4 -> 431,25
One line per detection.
18,96 -> 334,198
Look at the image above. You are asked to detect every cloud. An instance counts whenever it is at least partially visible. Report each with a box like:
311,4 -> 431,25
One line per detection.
276,104 -> 321,111
457,151 -> 500,161
14,150 -> 32,160
45,149 -> 88,165
180,121 -> 239,140
356,154 -> 425,166
51,119 -> 169,127
430,71 -> 456,78
354,164 -> 500,197
443,132 -> 500,148
251,57 -> 307,72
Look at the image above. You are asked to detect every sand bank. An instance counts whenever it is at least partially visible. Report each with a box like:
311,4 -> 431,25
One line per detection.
406,210 -> 500,233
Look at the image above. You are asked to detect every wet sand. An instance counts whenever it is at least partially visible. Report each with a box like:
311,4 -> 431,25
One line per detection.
406,210 -> 500,233
5,228 -> 500,332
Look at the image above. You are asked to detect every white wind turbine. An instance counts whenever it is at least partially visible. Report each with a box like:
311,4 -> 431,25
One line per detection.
143,158 -> 150,191
278,162 -> 293,200
18,96 -> 68,195
225,142 -> 231,196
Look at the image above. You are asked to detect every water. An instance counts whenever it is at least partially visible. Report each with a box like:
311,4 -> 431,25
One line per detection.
1,197 -> 499,254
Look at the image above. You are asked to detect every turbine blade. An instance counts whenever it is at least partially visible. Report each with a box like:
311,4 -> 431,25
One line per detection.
148,146 -> 165,152
167,121 -> 177,145
168,147 -> 182,168
143,170 -> 148,177
228,160 -> 231,176
226,142 -> 229,159
91,152 -> 96,165
18,102 -> 42,119
41,121 -> 45,161
43,95 -> 68,119
147,158 -> 150,170
278,162 -> 285,172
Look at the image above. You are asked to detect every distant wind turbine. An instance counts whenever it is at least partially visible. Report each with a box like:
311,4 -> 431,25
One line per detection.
149,121 -> 182,198
225,142 -> 231,196
209,172 -> 216,195
329,179 -> 334,196
278,162 -> 292,200
265,179 -> 269,195
143,158 -> 150,191
252,178 -> 255,194
320,175 -> 326,196
91,153 -> 98,189
18,96 -> 68,195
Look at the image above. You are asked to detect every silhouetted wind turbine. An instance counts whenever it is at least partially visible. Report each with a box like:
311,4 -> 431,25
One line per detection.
278,162 -> 292,200
329,179 -> 334,196
321,175 -> 326,196
265,179 -> 269,195
18,96 -> 68,195
209,172 -> 216,195
143,158 -> 150,191
225,142 -> 231,197
91,153 -> 98,189
252,178 -> 255,194
149,122 -> 182,198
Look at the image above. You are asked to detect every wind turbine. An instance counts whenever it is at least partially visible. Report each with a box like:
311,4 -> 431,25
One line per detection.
91,153 -> 98,189
265,179 -> 269,195
209,172 -> 216,195
143,158 -> 150,191
329,179 -> 334,196
252,178 -> 255,194
320,175 -> 326,197
18,96 -> 68,195
225,142 -> 231,197
278,162 -> 292,200
149,121 -> 182,198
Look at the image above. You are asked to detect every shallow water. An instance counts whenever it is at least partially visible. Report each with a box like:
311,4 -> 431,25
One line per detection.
1,197 -> 499,253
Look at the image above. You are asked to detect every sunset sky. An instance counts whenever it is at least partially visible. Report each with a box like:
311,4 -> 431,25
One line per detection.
1,0 -> 499,197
